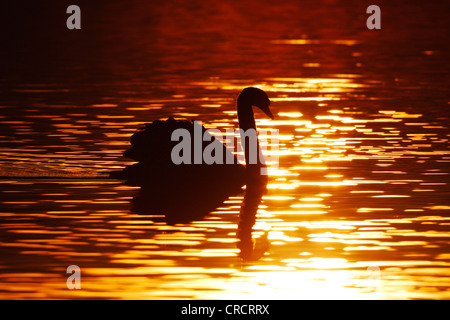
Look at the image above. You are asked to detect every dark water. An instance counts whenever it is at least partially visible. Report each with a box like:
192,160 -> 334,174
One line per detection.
0,0 -> 449,299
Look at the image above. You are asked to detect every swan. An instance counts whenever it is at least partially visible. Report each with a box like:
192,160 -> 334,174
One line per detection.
110,87 -> 274,224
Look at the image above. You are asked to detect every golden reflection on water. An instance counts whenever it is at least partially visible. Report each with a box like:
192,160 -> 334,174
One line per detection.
1,1 -> 450,299
0,73 -> 449,299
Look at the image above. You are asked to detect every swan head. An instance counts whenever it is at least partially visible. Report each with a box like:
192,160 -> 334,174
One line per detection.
237,87 -> 274,120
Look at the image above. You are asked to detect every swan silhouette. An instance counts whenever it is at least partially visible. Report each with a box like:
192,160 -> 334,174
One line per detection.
110,87 -> 273,225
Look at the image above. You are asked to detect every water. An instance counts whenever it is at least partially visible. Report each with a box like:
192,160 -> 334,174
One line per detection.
0,0 -> 449,299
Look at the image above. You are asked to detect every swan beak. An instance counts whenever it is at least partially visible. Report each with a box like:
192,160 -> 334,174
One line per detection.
261,105 -> 275,120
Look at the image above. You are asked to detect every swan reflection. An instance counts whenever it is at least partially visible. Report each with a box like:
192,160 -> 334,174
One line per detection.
238,169 -> 270,261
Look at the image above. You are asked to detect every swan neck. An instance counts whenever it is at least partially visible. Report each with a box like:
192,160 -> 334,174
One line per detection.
237,102 -> 263,170
237,103 -> 256,131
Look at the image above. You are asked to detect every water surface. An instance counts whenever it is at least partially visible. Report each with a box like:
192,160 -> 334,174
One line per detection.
0,0 -> 449,299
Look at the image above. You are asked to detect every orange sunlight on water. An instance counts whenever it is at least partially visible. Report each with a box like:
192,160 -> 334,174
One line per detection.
0,0 -> 449,299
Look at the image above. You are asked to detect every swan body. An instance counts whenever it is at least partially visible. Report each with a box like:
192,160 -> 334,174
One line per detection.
110,118 -> 246,191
